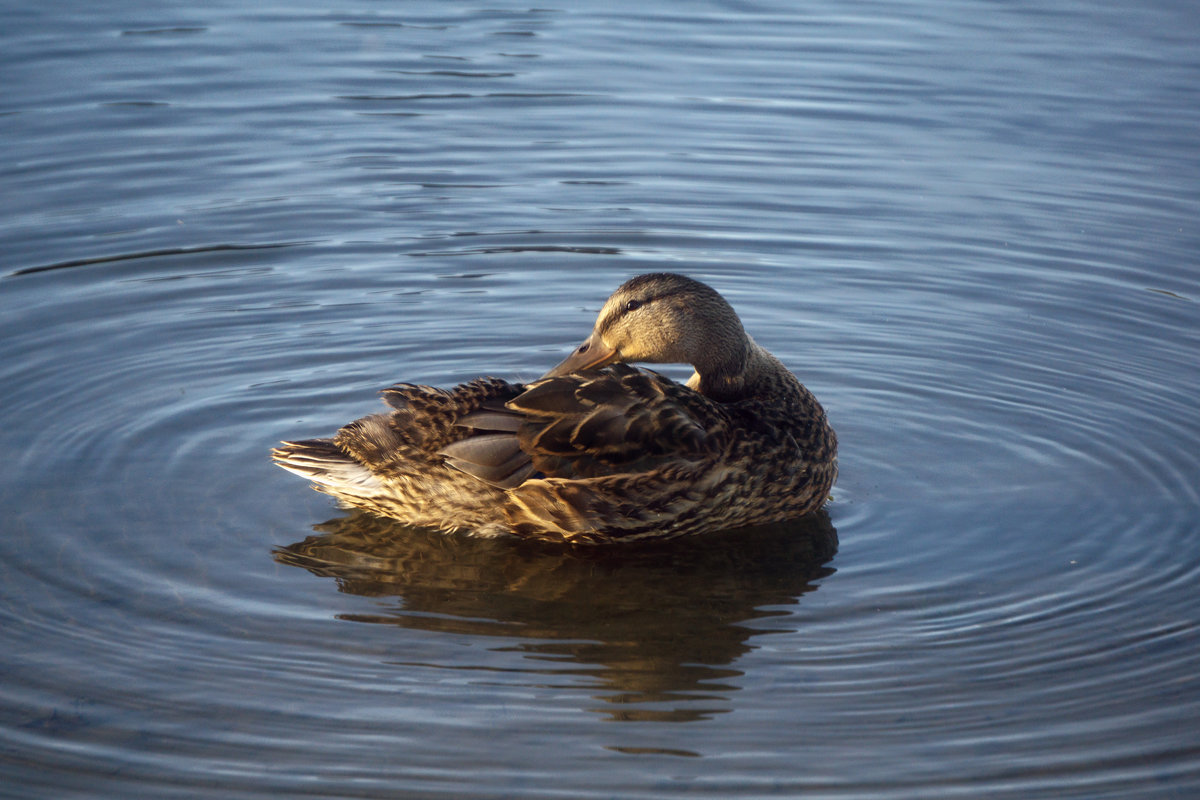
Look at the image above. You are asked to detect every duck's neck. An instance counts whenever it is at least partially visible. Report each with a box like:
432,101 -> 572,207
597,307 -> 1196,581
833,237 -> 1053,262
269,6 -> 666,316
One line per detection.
686,336 -> 781,402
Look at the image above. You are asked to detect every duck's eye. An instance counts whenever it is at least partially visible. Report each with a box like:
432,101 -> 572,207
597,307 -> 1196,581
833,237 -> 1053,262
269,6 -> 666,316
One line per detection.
624,299 -> 643,313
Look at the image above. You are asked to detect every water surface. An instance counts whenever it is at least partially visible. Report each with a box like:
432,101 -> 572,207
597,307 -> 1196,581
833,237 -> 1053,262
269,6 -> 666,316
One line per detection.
2,1 -> 1199,797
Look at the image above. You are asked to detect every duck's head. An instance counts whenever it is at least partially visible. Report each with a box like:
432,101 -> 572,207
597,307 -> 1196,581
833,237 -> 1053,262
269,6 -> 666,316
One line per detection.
544,273 -> 754,387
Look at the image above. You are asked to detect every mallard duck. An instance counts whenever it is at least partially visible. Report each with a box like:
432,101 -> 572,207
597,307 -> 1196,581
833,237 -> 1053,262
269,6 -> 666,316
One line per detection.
273,273 -> 837,543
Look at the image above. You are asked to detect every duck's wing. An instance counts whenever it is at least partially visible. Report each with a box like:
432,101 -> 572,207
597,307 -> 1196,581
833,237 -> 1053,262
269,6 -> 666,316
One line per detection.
438,364 -> 727,489
315,377 -> 523,478
514,364 -> 725,476
375,377 -> 519,449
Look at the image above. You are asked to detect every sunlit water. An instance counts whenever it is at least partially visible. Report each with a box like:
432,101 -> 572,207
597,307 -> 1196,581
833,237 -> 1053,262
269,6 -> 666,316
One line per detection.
3,1 -> 1199,797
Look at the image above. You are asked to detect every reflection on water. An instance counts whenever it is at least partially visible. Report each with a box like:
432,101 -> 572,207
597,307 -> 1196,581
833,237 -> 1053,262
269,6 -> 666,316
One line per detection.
277,512 -> 837,722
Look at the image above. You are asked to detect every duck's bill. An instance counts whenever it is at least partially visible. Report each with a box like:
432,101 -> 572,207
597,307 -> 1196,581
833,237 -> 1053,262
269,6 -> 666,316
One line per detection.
542,331 -> 619,378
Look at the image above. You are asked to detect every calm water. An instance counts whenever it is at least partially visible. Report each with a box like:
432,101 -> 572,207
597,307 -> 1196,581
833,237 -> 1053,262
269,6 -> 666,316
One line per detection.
3,1 -> 1199,797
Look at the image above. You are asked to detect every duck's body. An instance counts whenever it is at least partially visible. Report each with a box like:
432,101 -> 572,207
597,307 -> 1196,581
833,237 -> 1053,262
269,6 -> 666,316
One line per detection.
273,273 -> 836,543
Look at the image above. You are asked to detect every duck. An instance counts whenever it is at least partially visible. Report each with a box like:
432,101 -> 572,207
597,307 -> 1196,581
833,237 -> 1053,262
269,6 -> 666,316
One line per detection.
272,273 -> 837,543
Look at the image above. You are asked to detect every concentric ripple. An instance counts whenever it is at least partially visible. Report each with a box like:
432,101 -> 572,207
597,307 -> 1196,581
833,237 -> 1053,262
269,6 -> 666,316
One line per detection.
3,0 -> 1200,797
3,230 -> 1197,797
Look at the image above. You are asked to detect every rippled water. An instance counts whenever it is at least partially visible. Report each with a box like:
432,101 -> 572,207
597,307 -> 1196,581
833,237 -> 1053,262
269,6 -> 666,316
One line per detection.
3,1 -> 1199,797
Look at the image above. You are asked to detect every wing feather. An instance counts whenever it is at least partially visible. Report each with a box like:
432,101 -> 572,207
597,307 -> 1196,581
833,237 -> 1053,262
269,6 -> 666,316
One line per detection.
427,366 -> 726,495
506,364 -> 725,481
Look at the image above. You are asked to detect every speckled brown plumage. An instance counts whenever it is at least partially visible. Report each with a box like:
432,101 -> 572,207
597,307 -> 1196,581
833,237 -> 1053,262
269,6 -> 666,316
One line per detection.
273,273 -> 837,543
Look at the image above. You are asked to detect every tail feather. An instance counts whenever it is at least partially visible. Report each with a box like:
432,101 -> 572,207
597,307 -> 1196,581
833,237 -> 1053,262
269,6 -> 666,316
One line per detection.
272,439 -> 384,496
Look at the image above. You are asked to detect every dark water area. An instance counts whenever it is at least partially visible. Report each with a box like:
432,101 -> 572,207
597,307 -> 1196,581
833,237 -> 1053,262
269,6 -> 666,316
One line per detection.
2,1 -> 1199,797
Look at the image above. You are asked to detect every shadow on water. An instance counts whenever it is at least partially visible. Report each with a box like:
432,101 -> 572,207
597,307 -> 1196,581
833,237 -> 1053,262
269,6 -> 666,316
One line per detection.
276,512 -> 837,722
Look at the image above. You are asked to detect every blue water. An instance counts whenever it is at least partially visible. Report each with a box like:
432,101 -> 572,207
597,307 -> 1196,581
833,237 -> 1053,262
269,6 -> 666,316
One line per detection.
2,1 -> 1199,797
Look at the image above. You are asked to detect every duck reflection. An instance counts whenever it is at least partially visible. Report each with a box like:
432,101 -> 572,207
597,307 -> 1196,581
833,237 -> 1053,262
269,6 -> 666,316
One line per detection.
276,513 -> 836,722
